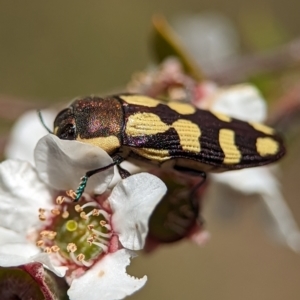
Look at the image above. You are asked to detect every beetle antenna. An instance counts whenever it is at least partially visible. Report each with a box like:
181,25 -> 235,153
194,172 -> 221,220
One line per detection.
37,110 -> 53,133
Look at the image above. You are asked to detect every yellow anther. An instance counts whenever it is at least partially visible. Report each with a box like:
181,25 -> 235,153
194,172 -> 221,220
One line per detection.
92,209 -> 100,216
39,214 -> 46,221
44,247 -> 52,254
36,240 -> 44,247
67,243 -> 77,253
75,205 -> 83,212
87,224 -> 94,231
100,220 -> 107,227
51,208 -> 61,216
51,245 -> 60,253
40,230 -> 49,237
76,253 -> 85,262
40,230 -> 57,239
38,208 -> 46,221
80,212 -> 88,220
66,190 -> 77,200
62,211 -> 69,219
87,236 -> 95,245
56,196 -> 65,205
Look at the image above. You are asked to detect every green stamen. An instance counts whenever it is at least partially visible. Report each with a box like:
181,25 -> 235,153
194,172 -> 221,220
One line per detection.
53,200 -> 111,262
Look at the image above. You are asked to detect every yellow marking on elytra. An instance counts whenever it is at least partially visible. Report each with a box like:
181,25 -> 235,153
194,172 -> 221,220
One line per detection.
172,119 -> 201,152
256,137 -> 279,156
54,126 -> 59,135
167,102 -> 196,115
77,136 -> 120,154
211,111 -> 232,122
126,113 -> 169,136
219,129 -> 241,164
250,122 -> 275,135
127,113 -> 202,154
121,95 -> 161,107
132,148 -> 171,162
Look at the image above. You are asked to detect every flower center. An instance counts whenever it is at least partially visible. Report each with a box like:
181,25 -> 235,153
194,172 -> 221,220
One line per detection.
37,193 -> 113,267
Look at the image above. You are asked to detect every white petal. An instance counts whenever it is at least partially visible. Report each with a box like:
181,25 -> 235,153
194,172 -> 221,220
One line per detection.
33,253 -> 67,277
189,229 -> 211,247
0,227 -> 27,246
0,243 -> 67,277
211,167 -> 271,195
211,166 -> 300,252
0,160 -> 53,235
68,249 -> 147,300
34,134 -> 114,194
110,173 -> 167,250
203,84 -> 267,122
0,243 -> 39,267
260,187 -> 300,252
174,13 -> 239,69
109,161 -> 146,189
5,109 -> 57,166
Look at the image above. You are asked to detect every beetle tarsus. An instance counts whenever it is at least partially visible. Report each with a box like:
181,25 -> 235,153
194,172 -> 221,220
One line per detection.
74,161 -> 118,202
74,176 -> 88,202
113,155 -> 131,178
189,171 -> 207,216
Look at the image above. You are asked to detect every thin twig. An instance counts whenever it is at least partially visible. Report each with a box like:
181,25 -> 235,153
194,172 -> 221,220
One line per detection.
207,38 -> 300,84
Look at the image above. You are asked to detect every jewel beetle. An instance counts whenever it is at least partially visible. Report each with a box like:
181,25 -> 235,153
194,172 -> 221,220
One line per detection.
52,94 -> 286,201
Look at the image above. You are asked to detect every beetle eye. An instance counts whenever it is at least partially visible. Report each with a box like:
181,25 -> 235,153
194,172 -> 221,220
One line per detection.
58,124 -> 76,140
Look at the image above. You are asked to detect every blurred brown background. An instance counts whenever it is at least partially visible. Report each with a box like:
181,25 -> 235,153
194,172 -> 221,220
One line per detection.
1,1 -> 300,299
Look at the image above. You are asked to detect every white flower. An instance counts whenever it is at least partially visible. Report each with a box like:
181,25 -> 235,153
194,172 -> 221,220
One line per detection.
199,84 -> 267,123
5,109 -> 57,166
201,84 -> 300,252
173,12 -> 240,72
0,134 -> 166,299
129,57 -> 300,252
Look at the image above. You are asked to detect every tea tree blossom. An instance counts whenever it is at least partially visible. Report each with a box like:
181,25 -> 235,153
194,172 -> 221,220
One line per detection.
128,59 -> 300,251
0,135 -> 167,299
5,109 -> 57,166
199,84 -> 300,251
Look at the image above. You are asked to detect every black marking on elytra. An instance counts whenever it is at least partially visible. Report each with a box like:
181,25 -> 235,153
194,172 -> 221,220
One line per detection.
124,128 -> 183,151
54,94 -> 286,176
121,96 -> 286,169
121,101 -> 183,126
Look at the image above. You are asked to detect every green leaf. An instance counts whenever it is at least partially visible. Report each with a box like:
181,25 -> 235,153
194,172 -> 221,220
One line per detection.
151,15 -> 204,81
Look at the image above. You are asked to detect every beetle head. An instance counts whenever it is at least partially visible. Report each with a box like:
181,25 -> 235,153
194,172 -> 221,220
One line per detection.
53,96 -> 124,154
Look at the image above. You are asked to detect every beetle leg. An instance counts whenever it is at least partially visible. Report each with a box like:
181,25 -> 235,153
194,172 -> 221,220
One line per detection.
173,166 -> 207,218
74,162 -> 117,202
117,164 -> 131,179
84,154 -> 126,178
85,161 -> 118,178
74,155 -> 125,202
189,171 -> 206,216
112,153 -> 131,178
